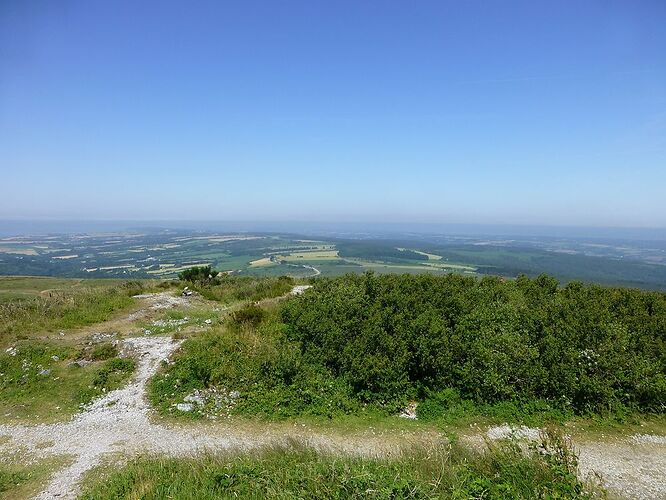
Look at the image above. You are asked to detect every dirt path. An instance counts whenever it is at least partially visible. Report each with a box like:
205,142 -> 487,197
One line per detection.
0,334 -> 430,499
1,290 -> 664,499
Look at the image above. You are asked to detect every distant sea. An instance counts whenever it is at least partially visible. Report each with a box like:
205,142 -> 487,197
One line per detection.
0,219 -> 665,241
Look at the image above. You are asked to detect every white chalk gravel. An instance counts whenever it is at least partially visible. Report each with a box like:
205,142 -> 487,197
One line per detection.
0,336 -> 250,499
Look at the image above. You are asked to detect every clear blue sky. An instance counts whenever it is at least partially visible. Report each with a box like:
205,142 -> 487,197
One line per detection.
1,1 -> 665,227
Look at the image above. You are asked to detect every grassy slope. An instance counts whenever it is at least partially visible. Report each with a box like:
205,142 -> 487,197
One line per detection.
0,278 -> 144,347
0,276 -> 126,301
0,342 -> 135,422
0,278 -> 145,423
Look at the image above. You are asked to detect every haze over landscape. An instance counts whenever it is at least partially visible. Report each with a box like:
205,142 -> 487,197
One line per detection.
2,3 -> 666,500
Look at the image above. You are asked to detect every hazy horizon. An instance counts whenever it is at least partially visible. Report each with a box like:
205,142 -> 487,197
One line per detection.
2,218 -> 666,242
2,2 -> 665,226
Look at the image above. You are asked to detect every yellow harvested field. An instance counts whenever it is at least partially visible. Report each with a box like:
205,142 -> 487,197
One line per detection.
282,250 -> 339,261
0,247 -> 38,255
422,262 -> 476,271
413,250 -> 443,260
250,257 -> 273,267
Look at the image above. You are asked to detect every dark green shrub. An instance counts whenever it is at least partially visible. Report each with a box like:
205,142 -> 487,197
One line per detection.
281,272 -> 666,415
178,266 -> 220,286
89,342 -> 118,361
231,304 -> 265,327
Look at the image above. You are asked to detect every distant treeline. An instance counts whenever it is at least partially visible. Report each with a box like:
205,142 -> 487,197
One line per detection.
335,241 -> 428,262
423,244 -> 666,289
282,273 -> 666,415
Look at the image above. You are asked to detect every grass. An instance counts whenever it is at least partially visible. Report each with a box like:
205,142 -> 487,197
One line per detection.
0,456 -> 70,499
191,276 -> 295,304
0,341 -> 135,423
0,276 -> 128,302
79,433 -> 599,499
0,280 -> 145,347
147,311 -> 361,421
138,308 -> 222,335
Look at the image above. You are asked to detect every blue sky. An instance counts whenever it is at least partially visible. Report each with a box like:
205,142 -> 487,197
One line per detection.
1,1 -> 665,227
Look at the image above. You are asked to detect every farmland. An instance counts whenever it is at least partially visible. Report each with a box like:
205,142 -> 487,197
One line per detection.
1,229 -> 665,289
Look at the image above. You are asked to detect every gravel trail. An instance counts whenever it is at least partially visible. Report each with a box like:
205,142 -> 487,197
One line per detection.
0,336 -> 251,499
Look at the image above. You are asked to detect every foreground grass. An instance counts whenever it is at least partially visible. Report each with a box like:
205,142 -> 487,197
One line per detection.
80,434 -> 600,499
0,341 -> 135,422
0,456 -> 69,499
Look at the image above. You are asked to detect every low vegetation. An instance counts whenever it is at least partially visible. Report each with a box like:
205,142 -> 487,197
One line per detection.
282,273 -> 665,417
0,457 -> 69,499
0,281 -> 144,345
181,273 -> 295,304
153,272 -> 665,424
0,341 -> 135,422
80,431 -> 597,499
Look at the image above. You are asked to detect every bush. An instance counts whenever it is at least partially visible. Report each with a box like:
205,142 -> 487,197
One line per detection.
230,304 -> 265,327
281,272 -> 666,415
178,266 -> 220,286
89,343 -> 118,361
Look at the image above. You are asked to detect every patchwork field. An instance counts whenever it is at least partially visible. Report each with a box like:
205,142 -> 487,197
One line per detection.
1,230 -> 665,289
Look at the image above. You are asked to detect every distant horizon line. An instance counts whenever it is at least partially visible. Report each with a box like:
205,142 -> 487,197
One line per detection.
1,218 -> 665,231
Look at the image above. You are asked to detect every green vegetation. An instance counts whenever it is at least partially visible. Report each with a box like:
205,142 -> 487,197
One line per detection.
0,280 -> 144,346
153,272 -> 665,424
0,457 -> 69,499
0,341 -> 135,422
427,244 -> 666,289
187,275 -> 295,304
283,273 -> 665,416
149,308 -> 359,419
178,265 -> 220,286
0,276 -> 127,302
2,231 -> 665,289
80,433 -> 597,499
337,241 -> 429,262
89,342 -> 118,361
